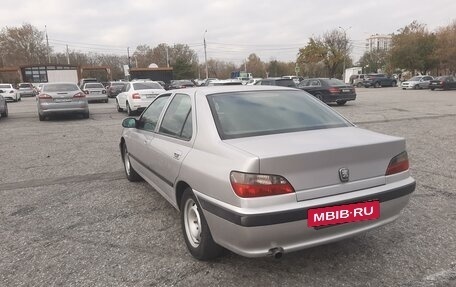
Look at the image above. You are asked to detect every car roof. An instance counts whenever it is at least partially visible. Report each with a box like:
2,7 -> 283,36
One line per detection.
172,85 -> 299,97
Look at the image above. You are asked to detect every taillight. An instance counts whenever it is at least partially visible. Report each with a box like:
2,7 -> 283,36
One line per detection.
38,94 -> 52,100
73,92 -> 86,98
230,171 -> 295,198
132,93 -> 141,99
84,90 -> 89,94
329,87 -> 341,94
385,151 -> 409,175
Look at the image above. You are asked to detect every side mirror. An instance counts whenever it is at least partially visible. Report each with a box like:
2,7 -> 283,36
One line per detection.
122,117 -> 137,128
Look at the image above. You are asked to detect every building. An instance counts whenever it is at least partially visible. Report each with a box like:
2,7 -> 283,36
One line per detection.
365,34 -> 392,52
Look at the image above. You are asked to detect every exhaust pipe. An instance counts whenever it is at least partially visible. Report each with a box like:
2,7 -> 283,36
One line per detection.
269,247 -> 284,259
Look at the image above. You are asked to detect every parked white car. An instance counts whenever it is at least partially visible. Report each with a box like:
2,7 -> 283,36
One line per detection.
116,81 -> 166,115
401,76 -> 434,90
0,84 -> 21,102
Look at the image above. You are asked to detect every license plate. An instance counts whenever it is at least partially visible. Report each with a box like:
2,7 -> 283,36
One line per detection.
146,94 -> 155,98
54,99 -> 71,102
342,89 -> 350,92
307,201 -> 380,227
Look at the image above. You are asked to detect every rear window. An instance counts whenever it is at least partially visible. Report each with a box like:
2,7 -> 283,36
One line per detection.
85,83 -> 104,89
133,82 -> 163,90
19,83 -> 32,88
275,79 -> 296,87
111,82 -> 126,87
43,84 -> 79,92
207,90 -> 351,139
0,84 -> 11,89
324,78 -> 346,86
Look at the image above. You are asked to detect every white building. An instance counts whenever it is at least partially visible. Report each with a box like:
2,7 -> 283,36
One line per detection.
366,34 -> 392,52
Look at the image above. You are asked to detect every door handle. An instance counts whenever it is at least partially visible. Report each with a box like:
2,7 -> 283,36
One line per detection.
173,151 -> 182,160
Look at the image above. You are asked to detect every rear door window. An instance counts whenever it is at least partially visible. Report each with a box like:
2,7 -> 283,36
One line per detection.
159,94 -> 192,140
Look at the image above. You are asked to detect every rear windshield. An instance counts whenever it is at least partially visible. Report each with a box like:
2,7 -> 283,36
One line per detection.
275,79 -> 296,87
19,83 -> 32,88
0,84 -> 12,89
324,78 -> 346,86
133,82 -> 163,90
85,83 -> 104,89
43,84 -> 79,92
207,90 -> 351,139
111,82 -> 126,86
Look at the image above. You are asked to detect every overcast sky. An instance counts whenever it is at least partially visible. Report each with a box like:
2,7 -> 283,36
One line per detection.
2,0 -> 455,64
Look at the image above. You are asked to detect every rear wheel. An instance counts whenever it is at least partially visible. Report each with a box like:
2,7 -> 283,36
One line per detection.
83,112 -> 90,119
1,105 -> 8,117
336,100 -> 347,106
116,100 -> 123,112
392,81 -> 397,87
38,113 -> 45,121
430,88 -> 435,91
374,82 -> 381,88
414,84 -> 419,89
180,188 -> 224,260
122,143 -> 141,182
314,93 -> 323,101
356,82 -> 363,88
126,102 -> 135,116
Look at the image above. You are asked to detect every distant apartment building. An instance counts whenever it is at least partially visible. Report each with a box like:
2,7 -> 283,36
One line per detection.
366,34 -> 392,52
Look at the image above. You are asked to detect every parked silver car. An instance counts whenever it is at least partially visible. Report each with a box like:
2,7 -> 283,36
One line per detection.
17,82 -> 36,97
119,86 -> 415,260
401,76 -> 434,90
0,95 -> 8,118
37,83 -> 89,121
82,82 -> 108,103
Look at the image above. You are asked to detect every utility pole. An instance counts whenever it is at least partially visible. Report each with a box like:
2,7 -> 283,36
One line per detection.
127,47 -> 131,68
204,30 -> 208,79
66,44 -> 70,65
45,25 -> 50,64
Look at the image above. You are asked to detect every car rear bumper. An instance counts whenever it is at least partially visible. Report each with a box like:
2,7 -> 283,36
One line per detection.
323,94 -> 356,103
38,101 -> 89,115
87,94 -> 108,101
196,177 -> 415,257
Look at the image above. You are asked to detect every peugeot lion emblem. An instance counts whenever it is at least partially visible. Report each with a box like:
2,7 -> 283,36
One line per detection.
339,167 -> 350,182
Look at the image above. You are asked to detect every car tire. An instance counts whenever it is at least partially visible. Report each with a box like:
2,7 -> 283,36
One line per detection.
83,112 -> 90,119
314,93 -> 323,101
1,105 -> 8,117
413,84 -> 419,89
116,100 -> 123,112
105,98 -> 109,103
122,143 -> 142,182
127,102 -> 135,116
38,113 -> 45,121
336,100 -> 347,106
374,82 -> 381,88
356,82 -> 363,88
430,88 -> 435,91
180,188 -> 224,260
392,81 -> 397,87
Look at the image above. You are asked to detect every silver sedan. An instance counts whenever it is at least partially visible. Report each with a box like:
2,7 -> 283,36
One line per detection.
119,86 -> 415,260
37,83 -> 89,121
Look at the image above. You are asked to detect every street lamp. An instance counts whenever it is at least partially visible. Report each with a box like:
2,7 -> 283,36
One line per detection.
338,26 -> 351,83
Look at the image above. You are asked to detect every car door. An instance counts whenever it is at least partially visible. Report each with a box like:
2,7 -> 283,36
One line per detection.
142,93 -> 194,205
125,94 -> 171,192
118,84 -> 130,108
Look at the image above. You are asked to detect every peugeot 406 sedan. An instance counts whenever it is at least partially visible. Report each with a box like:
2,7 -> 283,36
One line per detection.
119,86 -> 415,260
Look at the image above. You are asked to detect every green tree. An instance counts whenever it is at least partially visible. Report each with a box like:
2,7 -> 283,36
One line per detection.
390,21 -> 438,74
0,23 -> 48,66
358,49 -> 390,74
297,29 -> 351,78
245,53 -> 266,77
434,21 -> 456,74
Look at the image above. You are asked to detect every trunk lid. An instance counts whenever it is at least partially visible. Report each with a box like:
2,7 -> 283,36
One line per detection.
224,127 -> 405,201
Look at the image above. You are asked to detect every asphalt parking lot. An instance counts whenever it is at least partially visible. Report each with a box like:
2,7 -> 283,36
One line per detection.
1,88 -> 455,287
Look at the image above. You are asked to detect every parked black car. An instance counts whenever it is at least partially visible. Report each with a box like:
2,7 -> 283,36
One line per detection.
363,74 -> 397,88
106,82 -> 127,98
255,78 -> 296,87
297,78 -> 356,105
0,95 -> 8,118
429,76 -> 456,90
168,80 -> 196,90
